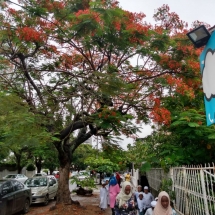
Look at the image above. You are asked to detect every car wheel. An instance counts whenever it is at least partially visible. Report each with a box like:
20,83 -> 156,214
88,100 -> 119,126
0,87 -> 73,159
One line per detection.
22,198 -> 30,214
44,195 -> 49,206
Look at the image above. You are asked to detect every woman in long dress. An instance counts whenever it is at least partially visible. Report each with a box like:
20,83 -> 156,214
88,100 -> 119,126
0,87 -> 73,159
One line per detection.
115,181 -> 137,215
109,176 -> 120,215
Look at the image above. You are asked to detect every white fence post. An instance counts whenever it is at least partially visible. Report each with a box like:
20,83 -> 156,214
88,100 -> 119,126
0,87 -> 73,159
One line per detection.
169,168 -> 175,204
200,169 -> 209,215
183,167 -> 189,215
147,165 -> 215,215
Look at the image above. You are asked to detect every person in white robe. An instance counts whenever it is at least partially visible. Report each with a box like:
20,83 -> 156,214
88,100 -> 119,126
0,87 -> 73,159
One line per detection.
100,181 -> 108,210
143,186 -> 154,214
145,200 -> 157,215
137,192 -> 145,215
105,179 -> 110,206
134,185 -> 142,201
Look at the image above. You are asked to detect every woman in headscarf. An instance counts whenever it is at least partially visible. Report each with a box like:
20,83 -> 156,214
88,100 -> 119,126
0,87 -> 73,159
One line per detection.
115,181 -> 137,215
153,191 -> 177,215
109,175 -> 120,215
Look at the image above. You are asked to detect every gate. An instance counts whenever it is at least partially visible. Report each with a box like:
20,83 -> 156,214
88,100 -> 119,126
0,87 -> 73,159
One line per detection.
146,164 -> 215,215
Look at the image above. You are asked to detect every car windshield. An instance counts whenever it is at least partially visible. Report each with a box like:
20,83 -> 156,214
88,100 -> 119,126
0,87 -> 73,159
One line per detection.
5,175 -> 16,178
25,178 -> 47,187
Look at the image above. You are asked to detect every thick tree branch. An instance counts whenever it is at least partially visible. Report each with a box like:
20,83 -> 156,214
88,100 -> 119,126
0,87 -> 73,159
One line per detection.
59,121 -> 88,140
17,53 -> 47,113
71,129 -> 93,153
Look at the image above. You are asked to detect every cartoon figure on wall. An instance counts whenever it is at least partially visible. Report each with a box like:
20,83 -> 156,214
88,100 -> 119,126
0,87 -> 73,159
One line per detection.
200,31 -> 215,126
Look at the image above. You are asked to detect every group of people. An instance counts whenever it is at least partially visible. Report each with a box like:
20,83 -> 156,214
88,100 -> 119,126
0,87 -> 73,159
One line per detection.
100,172 -> 177,215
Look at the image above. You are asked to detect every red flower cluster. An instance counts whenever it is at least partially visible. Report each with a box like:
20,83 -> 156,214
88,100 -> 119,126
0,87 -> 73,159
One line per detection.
166,76 -> 195,98
16,27 -> 45,42
75,9 -> 101,23
150,106 -> 171,125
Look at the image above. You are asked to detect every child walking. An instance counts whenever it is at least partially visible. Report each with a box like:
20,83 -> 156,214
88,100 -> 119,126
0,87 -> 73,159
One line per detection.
137,192 -> 145,215
100,181 -> 108,211
145,201 -> 157,215
105,179 -> 110,206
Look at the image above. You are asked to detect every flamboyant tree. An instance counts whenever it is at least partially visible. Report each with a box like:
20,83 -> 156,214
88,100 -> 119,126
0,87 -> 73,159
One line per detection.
0,1 -> 202,203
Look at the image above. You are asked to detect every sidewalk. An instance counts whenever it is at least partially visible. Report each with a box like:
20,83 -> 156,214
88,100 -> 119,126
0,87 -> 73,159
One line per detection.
71,185 -> 112,215
16,185 -> 112,215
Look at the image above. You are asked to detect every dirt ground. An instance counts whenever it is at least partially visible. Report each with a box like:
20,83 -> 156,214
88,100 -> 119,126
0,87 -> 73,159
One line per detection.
16,190 -> 111,215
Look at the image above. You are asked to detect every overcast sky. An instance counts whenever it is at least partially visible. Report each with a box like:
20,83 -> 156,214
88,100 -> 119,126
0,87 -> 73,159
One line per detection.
118,0 -> 215,27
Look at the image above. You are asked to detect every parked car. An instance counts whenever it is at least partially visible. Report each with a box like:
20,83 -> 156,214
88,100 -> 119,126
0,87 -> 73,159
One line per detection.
32,173 -> 47,177
3,174 -> 28,183
24,175 -> 58,205
70,171 -> 78,177
0,179 -> 32,215
77,170 -> 90,181
52,172 -> 59,181
52,171 -> 59,175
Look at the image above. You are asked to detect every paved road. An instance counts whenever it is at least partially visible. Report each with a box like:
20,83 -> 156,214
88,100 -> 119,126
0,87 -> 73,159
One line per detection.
15,184 -> 111,215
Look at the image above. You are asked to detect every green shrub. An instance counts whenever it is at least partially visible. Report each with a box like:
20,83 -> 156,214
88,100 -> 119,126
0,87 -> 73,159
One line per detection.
159,178 -> 176,201
70,175 -> 96,190
26,163 -> 36,171
42,169 -> 49,174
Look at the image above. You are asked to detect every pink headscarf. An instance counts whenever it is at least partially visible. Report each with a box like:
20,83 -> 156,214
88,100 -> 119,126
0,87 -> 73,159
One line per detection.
153,191 -> 172,215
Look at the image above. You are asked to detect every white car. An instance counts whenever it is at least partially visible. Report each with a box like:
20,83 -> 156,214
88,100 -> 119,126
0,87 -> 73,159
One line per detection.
77,171 -> 90,181
24,175 -> 58,205
3,174 -> 28,183
33,173 -> 47,177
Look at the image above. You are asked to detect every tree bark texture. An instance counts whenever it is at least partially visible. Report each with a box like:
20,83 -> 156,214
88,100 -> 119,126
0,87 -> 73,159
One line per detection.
55,141 -> 71,204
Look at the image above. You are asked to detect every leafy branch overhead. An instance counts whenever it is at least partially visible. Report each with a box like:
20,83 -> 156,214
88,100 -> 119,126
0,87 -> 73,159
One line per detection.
0,0 -> 204,203
85,157 -> 119,173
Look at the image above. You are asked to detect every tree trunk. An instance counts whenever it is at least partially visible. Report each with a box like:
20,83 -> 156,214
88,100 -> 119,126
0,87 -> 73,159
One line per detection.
99,172 -> 103,185
35,157 -> 42,173
17,163 -> 22,174
14,153 -> 22,174
55,141 -> 71,204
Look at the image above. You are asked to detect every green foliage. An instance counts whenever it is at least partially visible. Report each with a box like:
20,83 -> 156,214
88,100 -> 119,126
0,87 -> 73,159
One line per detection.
159,178 -> 176,201
0,140 -> 9,161
0,0 -> 205,202
42,169 -> 49,174
33,143 -> 59,172
85,156 -> 119,173
0,92 -> 51,146
171,109 -> 215,142
72,144 -> 97,170
129,89 -> 215,170
126,141 -> 152,173
26,163 -> 36,171
101,142 -> 127,171
70,175 -> 96,190
0,92 -> 52,171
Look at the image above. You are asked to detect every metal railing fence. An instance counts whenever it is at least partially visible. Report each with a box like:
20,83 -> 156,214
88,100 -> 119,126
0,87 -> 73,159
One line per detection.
146,164 -> 215,215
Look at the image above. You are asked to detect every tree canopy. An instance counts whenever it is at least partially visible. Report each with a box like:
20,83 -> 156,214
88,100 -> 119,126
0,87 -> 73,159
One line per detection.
0,0 -> 204,203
